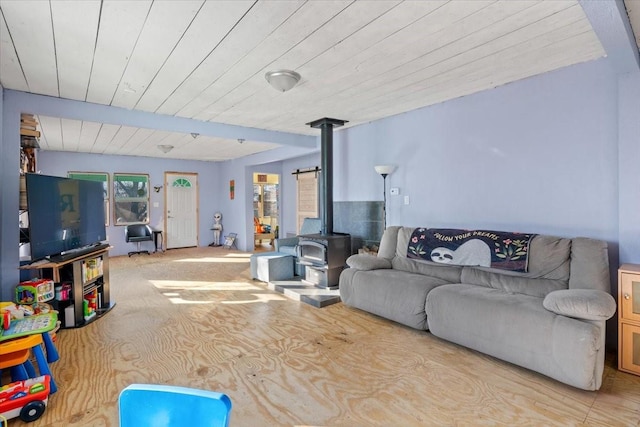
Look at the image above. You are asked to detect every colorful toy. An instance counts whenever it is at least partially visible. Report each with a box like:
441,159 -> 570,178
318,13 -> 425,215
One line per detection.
16,279 -> 54,305
0,302 -> 53,325
83,289 -> 98,321
0,375 -> 50,423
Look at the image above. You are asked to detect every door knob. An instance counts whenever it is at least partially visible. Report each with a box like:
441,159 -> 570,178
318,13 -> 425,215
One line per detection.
624,293 -> 631,300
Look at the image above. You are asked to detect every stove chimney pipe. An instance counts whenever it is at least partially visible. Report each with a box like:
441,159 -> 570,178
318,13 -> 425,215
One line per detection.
307,117 -> 347,235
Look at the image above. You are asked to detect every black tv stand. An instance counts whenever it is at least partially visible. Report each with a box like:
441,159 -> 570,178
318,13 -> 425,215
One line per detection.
48,243 -> 110,263
21,246 -> 114,328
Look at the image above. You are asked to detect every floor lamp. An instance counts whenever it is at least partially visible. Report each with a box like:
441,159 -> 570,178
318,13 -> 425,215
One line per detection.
374,165 -> 396,230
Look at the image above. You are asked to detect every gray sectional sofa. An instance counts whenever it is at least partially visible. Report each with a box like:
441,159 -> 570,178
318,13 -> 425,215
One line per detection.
339,226 -> 617,390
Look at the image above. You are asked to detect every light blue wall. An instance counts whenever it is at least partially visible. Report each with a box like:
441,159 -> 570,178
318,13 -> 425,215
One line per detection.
1,86 -> 21,301
0,85 -> 7,299
36,150 -> 220,256
618,70 -> 640,264
333,59 -> 619,246
201,145 -> 317,251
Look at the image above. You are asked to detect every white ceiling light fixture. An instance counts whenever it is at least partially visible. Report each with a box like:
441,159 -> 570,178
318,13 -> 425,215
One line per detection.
265,70 -> 301,92
157,144 -> 174,153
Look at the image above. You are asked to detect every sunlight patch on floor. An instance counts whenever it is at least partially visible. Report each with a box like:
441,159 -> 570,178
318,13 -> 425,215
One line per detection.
151,280 -> 262,291
151,279 -> 288,304
174,256 -> 250,264
222,253 -> 252,258
164,296 -> 214,304
161,290 -> 287,305
221,293 -> 288,304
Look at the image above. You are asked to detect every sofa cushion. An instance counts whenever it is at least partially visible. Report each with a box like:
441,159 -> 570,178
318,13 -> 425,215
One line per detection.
392,257 -> 462,283
339,268 -> 449,330
458,235 -> 571,279
568,238 -> 610,292
426,284 -> 604,390
346,254 -> 392,270
395,227 -> 414,258
461,267 -> 568,298
526,235 -> 572,280
378,226 -> 401,259
543,289 -> 616,320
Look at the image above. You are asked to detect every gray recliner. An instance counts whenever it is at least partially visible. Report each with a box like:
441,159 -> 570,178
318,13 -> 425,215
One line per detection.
274,218 -> 321,276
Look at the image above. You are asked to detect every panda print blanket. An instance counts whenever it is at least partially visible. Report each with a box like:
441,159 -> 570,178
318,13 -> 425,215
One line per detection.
407,228 -> 536,273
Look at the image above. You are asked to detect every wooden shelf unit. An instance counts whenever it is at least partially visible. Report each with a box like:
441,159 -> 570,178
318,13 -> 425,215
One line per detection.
20,247 -> 115,328
618,264 -> 640,376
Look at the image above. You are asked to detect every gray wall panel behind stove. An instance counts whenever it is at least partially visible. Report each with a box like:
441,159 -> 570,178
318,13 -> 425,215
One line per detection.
333,201 -> 384,253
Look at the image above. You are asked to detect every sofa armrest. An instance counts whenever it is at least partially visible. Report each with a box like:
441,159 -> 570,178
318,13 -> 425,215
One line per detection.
346,254 -> 392,271
543,289 -> 616,321
274,237 -> 299,251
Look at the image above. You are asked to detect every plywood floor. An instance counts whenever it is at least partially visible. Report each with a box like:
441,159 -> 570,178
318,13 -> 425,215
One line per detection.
13,247 -> 640,426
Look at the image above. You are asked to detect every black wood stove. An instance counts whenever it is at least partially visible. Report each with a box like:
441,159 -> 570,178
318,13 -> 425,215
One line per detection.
298,233 -> 351,289
299,118 -> 351,289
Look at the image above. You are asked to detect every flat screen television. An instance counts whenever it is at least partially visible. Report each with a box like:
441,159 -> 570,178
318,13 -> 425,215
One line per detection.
25,173 -> 106,261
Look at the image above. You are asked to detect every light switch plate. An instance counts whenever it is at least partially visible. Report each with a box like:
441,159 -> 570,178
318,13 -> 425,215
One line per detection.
390,187 -> 400,195
404,195 -> 410,205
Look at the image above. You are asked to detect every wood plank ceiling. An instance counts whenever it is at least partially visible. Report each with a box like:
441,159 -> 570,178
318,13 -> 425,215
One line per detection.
626,0 -> 640,53
0,0 -> 621,161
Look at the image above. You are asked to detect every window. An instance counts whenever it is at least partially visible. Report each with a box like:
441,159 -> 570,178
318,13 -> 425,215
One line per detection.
68,172 -> 110,226
113,173 -> 149,225
296,169 -> 319,233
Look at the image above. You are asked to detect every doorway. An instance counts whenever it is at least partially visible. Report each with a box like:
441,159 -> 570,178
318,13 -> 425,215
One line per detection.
165,172 -> 198,249
253,173 -> 279,246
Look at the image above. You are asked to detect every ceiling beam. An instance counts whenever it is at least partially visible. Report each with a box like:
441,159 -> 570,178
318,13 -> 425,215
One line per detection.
579,0 -> 640,74
3,89 -> 317,148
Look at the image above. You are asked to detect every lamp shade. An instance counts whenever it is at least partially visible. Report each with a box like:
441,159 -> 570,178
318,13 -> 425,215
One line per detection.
374,165 -> 396,176
265,70 -> 301,92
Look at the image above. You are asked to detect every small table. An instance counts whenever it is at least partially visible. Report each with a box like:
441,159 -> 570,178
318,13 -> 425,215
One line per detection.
151,230 -> 163,253
0,313 -> 59,393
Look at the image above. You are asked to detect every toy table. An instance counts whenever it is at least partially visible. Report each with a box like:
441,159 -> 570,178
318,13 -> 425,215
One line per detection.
0,313 -> 57,342
0,331 -> 58,394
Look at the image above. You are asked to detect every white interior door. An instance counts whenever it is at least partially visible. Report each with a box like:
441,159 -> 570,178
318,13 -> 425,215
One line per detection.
165,172 -> 198,249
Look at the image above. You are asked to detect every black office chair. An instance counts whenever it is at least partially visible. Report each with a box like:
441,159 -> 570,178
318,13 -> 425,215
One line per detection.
125,224 -> 153,257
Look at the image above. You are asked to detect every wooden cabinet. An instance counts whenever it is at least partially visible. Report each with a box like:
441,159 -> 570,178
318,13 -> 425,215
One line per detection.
20,247 -> 115,328
618,264 -> 640,376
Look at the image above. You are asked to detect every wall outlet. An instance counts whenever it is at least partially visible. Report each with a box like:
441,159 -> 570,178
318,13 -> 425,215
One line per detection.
404,195 -> 410,205
389,187 -> 400,195
153,202 -> 159,208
